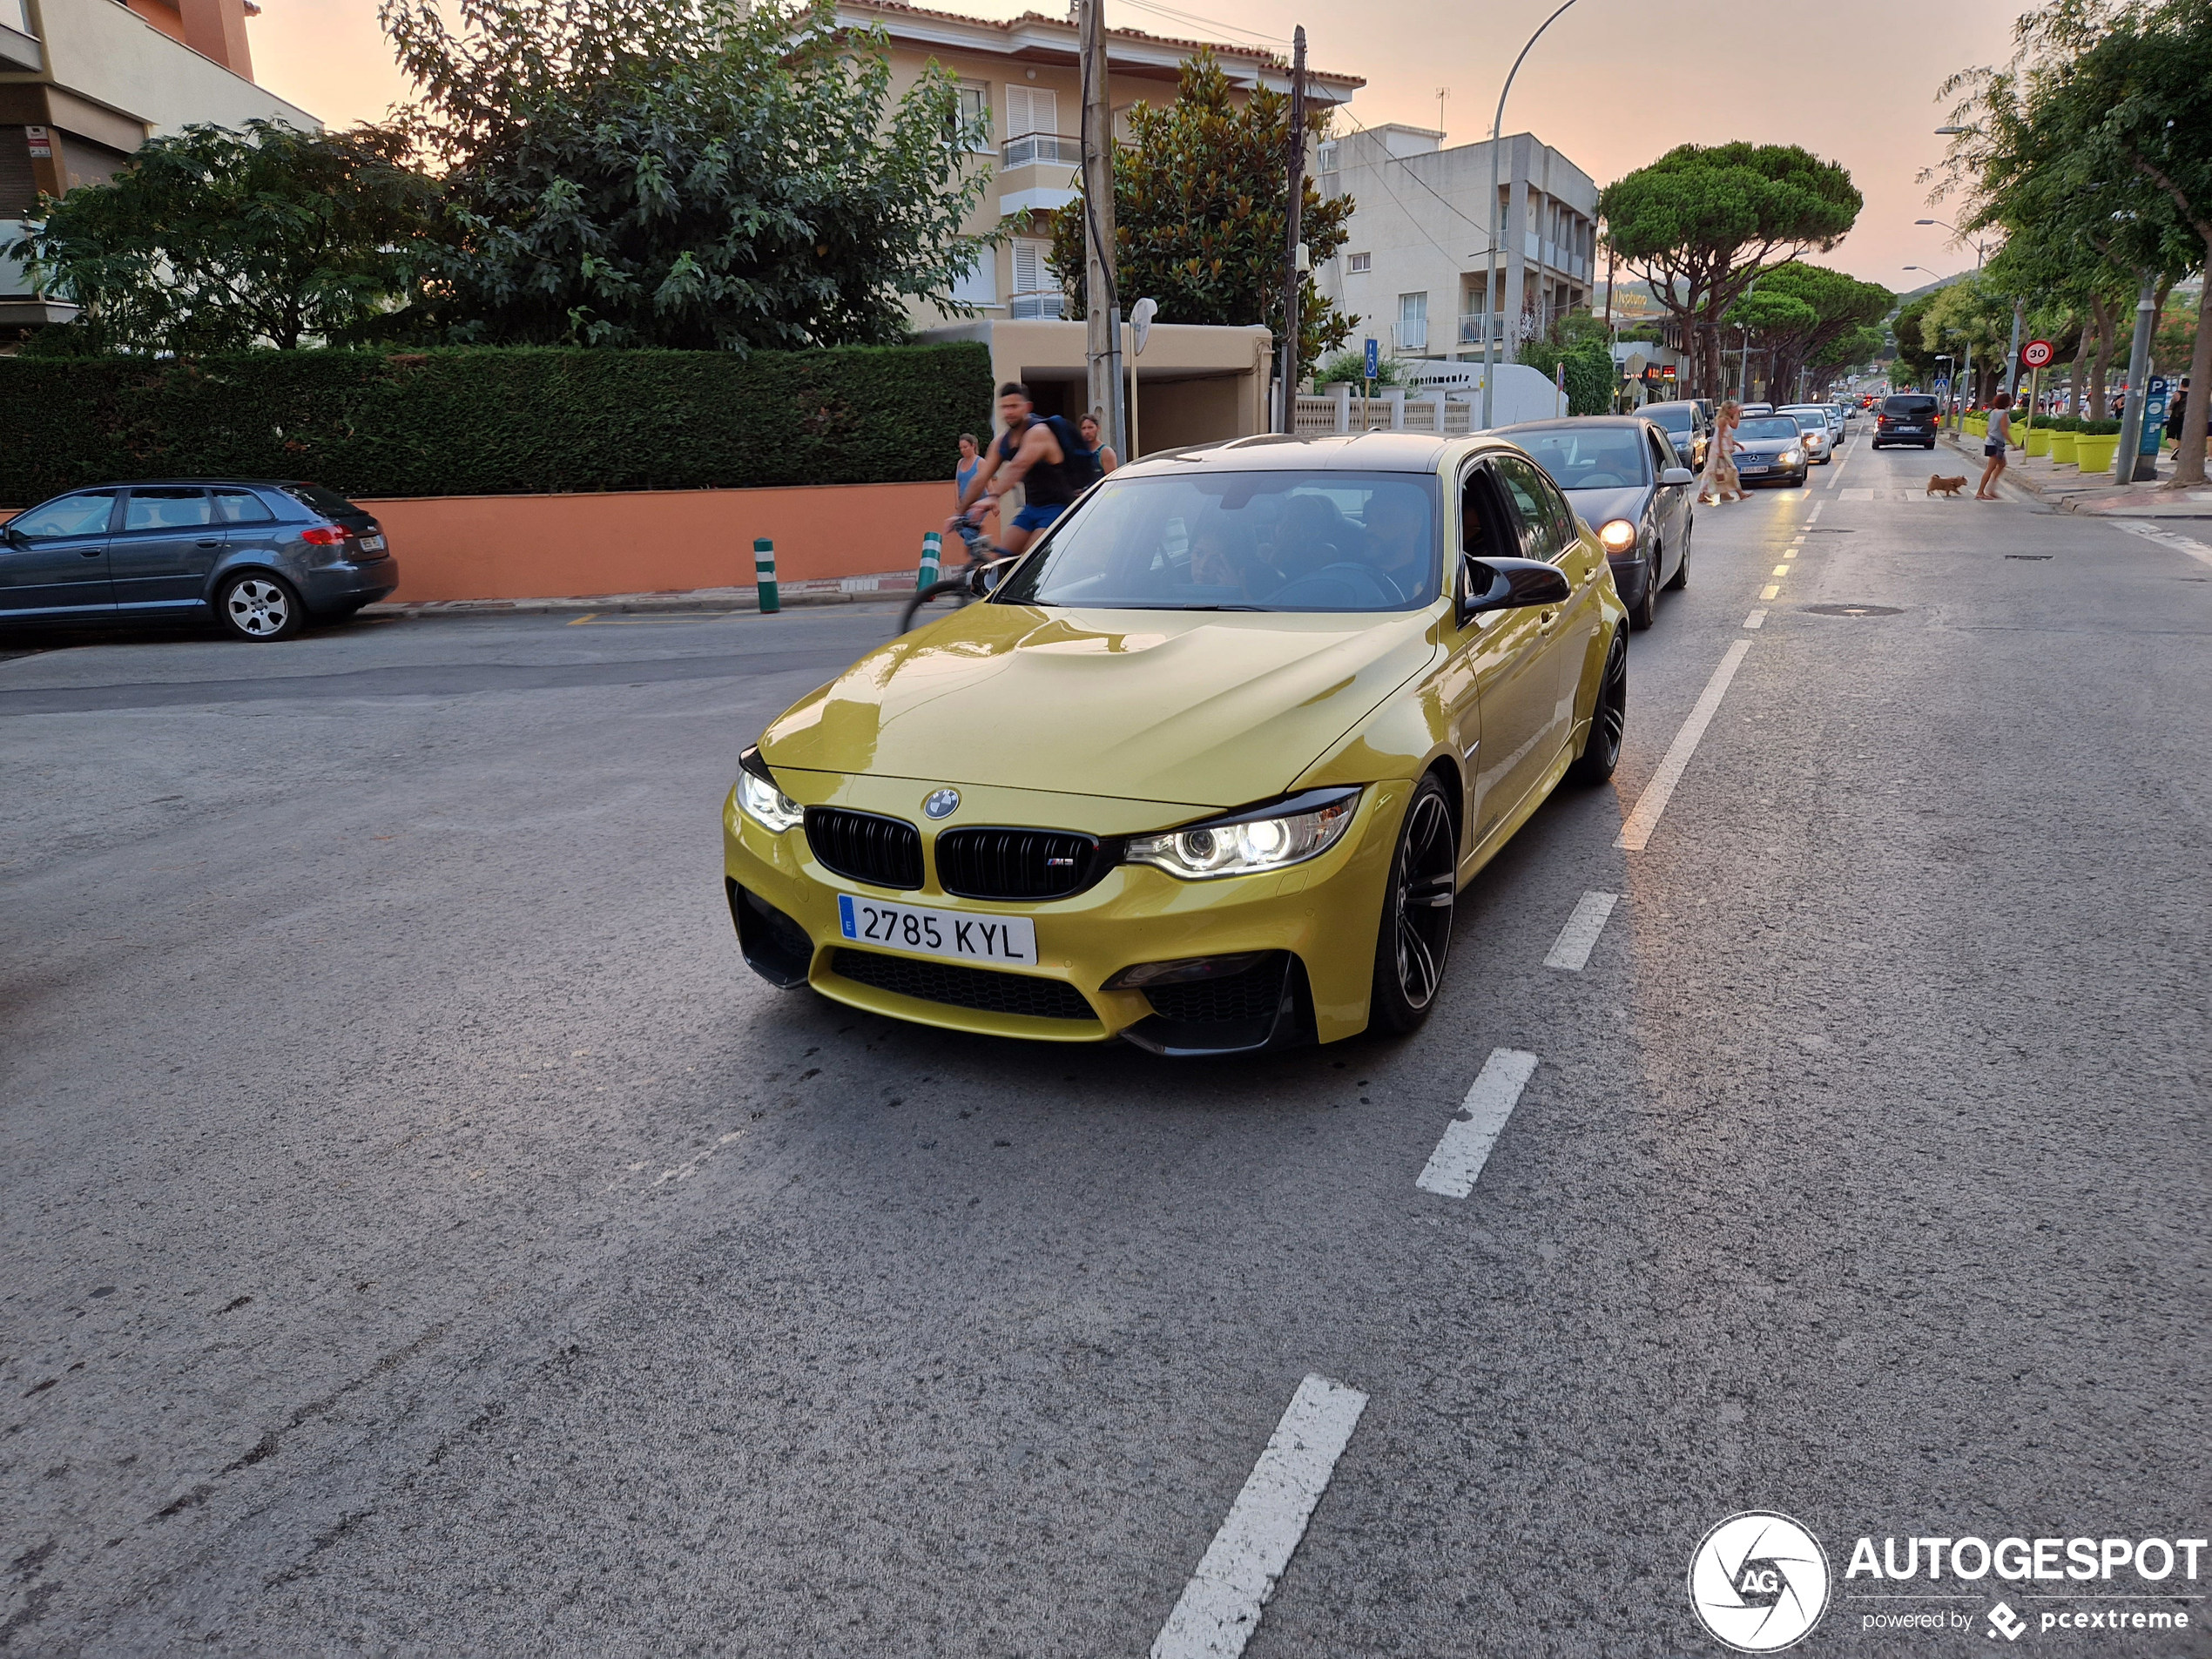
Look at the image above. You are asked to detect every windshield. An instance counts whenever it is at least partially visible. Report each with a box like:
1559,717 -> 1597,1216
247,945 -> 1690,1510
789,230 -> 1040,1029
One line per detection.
992,470 -> 1440,613
1737,417 -> 1802,442
1512,428 -> 1649,489
1783,410 -> 1826,429
1645,408 -> 1693,433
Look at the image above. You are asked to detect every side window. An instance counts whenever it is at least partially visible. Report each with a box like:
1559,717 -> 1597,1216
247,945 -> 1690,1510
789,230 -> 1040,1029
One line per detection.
10,490 -> 117,539
1493,458 -> 1558,559
1649,429 -> 1677,473
123,488 -> 213,531
212,488 -> 276,524
1539,474 -> 1581,556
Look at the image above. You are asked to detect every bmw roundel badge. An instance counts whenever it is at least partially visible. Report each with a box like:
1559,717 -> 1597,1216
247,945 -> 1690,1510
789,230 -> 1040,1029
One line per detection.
923,787 -> 961,819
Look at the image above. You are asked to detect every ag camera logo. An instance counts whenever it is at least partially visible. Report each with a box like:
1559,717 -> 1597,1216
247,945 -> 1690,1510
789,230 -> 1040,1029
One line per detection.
1689,1511 -> 1831,1651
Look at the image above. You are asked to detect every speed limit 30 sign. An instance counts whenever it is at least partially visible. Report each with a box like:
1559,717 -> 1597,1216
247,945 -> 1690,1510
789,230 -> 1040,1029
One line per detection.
2022,339 -> 2055,369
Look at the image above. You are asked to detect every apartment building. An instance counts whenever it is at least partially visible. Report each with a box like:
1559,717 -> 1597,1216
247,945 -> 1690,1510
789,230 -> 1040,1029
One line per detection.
835,1 -> 1361,324
2,0 -> 317,326
1315,125 -> 1597,365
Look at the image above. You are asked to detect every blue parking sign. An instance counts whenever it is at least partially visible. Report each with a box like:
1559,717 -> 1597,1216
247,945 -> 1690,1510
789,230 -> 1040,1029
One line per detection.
1364,338 -> 1379,379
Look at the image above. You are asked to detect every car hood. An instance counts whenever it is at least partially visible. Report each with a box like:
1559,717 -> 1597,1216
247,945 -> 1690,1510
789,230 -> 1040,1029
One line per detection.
1736,435 -> 1802,454
1561,484 -> 1652,535
759,604 -> 1441,809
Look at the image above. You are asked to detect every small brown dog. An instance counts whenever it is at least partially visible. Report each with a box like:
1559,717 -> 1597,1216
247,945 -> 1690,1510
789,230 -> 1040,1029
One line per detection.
1927,474 -> 1969,497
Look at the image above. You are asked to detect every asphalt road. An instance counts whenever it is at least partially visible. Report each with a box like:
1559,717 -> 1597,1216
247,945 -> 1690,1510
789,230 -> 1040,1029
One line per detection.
3,434 -> 2207,1656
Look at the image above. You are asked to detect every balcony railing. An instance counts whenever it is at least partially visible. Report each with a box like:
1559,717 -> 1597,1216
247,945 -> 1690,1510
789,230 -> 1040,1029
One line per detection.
1010,291 -> 1066,320
1001,133 -> 1082,169
1393,320 -> 1429,354
1457,313 -> 1503,347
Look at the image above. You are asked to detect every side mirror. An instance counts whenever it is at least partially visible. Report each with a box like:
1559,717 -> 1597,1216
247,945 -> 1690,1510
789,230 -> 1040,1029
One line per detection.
1661,467 -> 1694,487
1,523 -> 21,550
1463,554 -> 1570,618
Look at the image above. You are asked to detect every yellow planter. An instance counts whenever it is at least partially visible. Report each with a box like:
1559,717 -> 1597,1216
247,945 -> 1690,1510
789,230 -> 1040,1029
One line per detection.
2074,434 -> 2120,472
2048,430 -> 2078,464
2024,427 -> 2051,457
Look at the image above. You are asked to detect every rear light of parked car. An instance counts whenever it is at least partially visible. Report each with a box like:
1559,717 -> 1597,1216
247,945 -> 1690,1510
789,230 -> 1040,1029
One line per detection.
300,525 -> 348,545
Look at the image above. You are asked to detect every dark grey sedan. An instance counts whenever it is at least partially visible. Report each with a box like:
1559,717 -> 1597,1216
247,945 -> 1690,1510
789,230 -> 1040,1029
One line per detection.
1726,415 -> 1812,487
0,479 -> 398,641
1494,417 -> 1696,631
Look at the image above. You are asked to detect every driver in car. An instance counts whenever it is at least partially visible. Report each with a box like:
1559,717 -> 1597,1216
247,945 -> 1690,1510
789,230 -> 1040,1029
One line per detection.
1361,488 -> 1431,602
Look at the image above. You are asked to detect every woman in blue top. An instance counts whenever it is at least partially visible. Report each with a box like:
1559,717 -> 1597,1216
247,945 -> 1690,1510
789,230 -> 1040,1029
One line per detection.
1977,392 -> 2013,500
954,433 -> 981,505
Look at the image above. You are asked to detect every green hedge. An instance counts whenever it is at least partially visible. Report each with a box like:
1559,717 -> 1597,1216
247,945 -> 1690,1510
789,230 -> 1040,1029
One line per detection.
2079,417 -> 2122,436
0,343 -> 995,504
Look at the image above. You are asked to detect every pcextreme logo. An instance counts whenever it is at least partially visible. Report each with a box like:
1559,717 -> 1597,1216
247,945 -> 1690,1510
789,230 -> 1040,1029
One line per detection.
1689,1512 -> 1832,1652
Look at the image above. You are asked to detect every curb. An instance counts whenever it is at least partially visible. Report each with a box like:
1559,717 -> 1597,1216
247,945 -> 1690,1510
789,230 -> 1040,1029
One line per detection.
1936,430 -> 2212,517
362,571 -> 921,619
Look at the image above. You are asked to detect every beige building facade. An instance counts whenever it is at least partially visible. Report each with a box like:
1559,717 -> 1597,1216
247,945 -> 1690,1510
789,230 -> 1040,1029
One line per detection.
2,0 -> 317,325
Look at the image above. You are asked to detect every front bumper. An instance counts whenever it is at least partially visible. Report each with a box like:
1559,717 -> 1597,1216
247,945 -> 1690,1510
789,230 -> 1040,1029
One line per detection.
721,772 -> 1411,1048
1607,551 -> 1652,609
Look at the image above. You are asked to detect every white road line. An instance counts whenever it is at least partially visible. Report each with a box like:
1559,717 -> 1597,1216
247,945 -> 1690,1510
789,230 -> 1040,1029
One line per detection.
1759,583 -> 1779,600
1615,638 -> 1754,853
1150,1374 -> 1369,1659
1743,609 -> 1767,630
1807,499 -> 1826,523
1772,564 -> 1791,576
1416,1048 -> 1540,1197
1543,891 -> 1619,971
2110,520 -> 2212,568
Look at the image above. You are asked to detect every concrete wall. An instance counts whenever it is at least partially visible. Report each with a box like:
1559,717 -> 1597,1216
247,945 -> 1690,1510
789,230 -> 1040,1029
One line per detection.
365,481 -> 956,605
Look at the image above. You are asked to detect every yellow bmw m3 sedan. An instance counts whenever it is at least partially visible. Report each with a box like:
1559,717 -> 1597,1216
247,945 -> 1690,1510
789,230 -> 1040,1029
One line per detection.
723,433 -> 1629,1055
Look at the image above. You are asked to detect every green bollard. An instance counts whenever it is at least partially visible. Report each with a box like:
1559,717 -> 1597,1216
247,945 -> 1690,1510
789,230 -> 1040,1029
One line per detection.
918,529 -> 941,590
753,537 -> 779,614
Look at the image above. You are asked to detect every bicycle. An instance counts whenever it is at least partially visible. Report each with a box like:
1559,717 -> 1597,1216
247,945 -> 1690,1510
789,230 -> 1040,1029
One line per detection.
900,517 -> 1022,633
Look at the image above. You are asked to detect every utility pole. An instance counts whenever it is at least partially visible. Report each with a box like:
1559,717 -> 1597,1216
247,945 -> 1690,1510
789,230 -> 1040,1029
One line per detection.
2113,271 -> 2158,484
1079,0 -> 1125,457
1277,25 -> 1306,434
2003,297 -> 2025,399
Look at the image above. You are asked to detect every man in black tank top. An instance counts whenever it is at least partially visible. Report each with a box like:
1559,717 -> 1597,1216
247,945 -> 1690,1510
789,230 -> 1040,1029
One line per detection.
949,381 -> 1074,555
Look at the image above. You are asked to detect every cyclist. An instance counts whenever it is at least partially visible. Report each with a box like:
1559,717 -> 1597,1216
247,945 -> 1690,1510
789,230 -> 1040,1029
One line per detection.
949,382 -> 1080,556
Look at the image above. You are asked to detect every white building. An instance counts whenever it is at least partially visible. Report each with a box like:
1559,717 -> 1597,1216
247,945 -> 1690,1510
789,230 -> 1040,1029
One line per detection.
1316,125 -> 1598,367
2,0 -> 319,327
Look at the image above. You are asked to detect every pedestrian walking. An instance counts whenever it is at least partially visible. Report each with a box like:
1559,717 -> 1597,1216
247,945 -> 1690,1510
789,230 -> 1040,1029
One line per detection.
954,432 -> 981,505
1698,399 -> 1744,504
2167,377 -> 2188,448
1976,391 -> 2013,500
1079,412 -> 1120,475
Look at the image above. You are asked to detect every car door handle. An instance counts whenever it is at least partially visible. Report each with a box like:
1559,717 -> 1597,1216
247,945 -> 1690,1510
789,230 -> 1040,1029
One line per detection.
79,548 -> 105,558
1537,609 -> 1559,632
195,538 -> 220,548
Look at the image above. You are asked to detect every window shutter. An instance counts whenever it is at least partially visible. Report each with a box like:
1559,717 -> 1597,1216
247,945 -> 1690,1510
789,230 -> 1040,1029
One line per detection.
1014,239 -> 1044,294
1006,87 -> 1055,137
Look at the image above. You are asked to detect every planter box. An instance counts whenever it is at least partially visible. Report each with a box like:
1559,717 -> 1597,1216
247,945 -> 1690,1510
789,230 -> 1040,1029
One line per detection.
2048,430 -> 2078,464
2024,427 -> 2051,457
2074,434 -> 2120,472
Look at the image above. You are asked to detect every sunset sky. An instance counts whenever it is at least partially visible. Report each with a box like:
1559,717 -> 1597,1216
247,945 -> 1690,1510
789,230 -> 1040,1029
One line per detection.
243,0 -> 2027,295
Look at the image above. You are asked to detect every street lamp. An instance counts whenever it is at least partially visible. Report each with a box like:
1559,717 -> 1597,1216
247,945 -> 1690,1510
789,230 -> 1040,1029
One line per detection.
1480,0 -> 1581,430
1915,219 -> 1987,425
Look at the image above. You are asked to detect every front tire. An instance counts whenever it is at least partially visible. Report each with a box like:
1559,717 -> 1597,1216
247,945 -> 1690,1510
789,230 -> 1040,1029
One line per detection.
1366,775 -> 1457,1035
1629,552 -> 1658,631
215,573 -> 302,642
1665,520 -> 1690,590
1567,627 -> 1628,786
898,577 -> 974,634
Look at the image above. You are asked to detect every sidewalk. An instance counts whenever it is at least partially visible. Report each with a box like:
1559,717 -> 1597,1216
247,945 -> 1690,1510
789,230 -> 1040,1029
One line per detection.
362,569 -> 921,618
1940,428 -> 2212,517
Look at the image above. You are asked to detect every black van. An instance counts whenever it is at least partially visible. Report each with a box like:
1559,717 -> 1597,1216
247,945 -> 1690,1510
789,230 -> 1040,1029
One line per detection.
1874,395 -> 1940,449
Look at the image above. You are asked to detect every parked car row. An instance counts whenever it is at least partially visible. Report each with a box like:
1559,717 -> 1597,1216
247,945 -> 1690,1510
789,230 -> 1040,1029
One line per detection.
0,480 -> 396,640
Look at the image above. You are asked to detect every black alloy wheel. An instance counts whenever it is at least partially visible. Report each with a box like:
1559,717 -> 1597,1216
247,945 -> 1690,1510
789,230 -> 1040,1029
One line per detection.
1567,627 -> 1628,786
1367,774 -> 1457,1035
1629,549 -> 1658,631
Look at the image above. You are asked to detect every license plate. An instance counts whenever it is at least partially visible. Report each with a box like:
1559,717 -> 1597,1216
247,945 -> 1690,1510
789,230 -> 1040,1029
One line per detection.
837,894 -> 1037,966
359,534 -> 387,551
1739,462 -> 1770,473
1895,426 -> 1923,435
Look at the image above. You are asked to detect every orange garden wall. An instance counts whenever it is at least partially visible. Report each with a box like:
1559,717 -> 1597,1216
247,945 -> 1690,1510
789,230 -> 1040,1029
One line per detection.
364,480 -> 957,604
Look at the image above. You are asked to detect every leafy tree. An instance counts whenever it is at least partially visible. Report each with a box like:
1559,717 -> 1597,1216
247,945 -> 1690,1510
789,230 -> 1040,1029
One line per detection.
1724,263 -> 1893,400
1312,348 -> 1406,387
1045,50 -> 1352,380
379,0 -> 994,349
1515,336 -> 1614,415
1597,143 -> 1861,399
8,121 -> 436,354
1938,0 -> 2210,480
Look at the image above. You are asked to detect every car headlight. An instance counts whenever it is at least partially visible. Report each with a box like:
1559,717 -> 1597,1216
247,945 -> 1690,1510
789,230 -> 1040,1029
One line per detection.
735,745 -> 803,833
1125,786 -> 1361,880
1781,448 -> 1804,465
1597,518 -> 1638,553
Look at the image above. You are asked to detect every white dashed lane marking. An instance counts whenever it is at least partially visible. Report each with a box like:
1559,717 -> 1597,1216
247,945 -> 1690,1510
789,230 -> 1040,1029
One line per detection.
1543,892 -> 1619,972
1415,1048 -> 1540,1198
1615,640 -> 1754,852
1760,584 -> 1780,600
1743,609 -> 1767,630
1150,1373 -> 1369,1659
